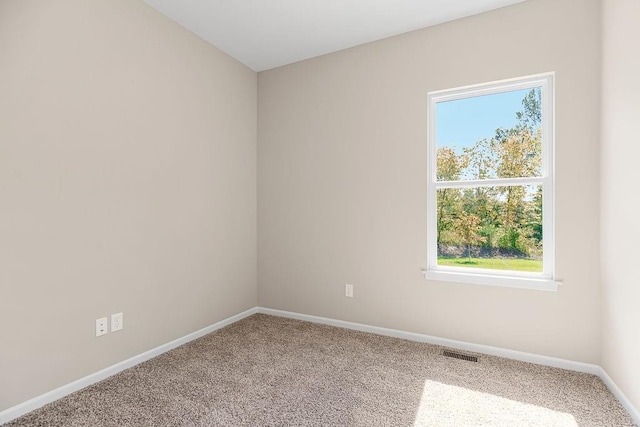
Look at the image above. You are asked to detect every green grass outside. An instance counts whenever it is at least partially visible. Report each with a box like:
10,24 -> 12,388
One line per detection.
438,257 -> 542,272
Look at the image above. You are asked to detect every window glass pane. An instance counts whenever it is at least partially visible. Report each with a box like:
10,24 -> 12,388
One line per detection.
436,185 -> 543,273
436,88 -> 542,181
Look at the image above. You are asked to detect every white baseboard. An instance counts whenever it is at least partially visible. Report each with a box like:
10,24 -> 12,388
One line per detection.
0,307 -> 258,425
2,306 -> 638,426
599,366 -> 640,425
257,307 -> 639,425
256,307 -> 600,374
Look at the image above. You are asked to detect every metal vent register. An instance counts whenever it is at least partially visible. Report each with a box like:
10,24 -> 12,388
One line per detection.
442,350 -> 479,363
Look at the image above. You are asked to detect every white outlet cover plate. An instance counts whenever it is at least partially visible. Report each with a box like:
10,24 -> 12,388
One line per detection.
345,284 -> 354,298
111,313 -> 123,332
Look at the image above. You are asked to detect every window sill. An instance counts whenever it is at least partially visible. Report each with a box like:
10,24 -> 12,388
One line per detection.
422,269 -> 561,292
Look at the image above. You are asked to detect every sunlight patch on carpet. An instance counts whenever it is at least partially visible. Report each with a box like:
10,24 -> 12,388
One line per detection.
413,380 -> 578,426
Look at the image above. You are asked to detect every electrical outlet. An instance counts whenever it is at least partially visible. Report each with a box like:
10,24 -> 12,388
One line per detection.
345,283 -> 354,298
96,317 -> 108,337
111,312 -> 123,332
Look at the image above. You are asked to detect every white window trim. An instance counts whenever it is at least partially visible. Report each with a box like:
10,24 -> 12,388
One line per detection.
424,73 -> 560,292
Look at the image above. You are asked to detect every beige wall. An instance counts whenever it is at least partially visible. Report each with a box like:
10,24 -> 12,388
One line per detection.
6,0 -> 635,416
0,0 -> 257,411
258,0 -> 602,363
601,0 -> 640,412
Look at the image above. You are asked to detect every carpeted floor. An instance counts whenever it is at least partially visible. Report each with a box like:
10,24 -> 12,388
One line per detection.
7,314 -> 634,426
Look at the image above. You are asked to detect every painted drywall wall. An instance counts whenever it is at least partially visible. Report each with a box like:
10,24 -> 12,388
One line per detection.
258,0 -> 602,363
0,0 -> 257,411
601,0 -> 640,412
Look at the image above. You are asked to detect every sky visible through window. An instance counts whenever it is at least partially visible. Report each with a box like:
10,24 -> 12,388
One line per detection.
436,88 -> 530,153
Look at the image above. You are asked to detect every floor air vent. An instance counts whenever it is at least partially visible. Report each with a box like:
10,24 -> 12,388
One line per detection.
442,350 -> 478,362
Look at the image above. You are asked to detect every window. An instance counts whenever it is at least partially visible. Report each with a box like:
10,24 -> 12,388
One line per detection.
424,74 -> 559,291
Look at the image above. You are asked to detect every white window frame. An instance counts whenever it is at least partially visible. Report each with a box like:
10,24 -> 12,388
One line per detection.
424,73 -> 560,292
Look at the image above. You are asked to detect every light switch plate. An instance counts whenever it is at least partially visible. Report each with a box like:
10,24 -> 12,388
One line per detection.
96,317 -> 108,337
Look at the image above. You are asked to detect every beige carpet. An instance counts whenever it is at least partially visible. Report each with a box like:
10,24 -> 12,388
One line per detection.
7,314 -> 634,426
